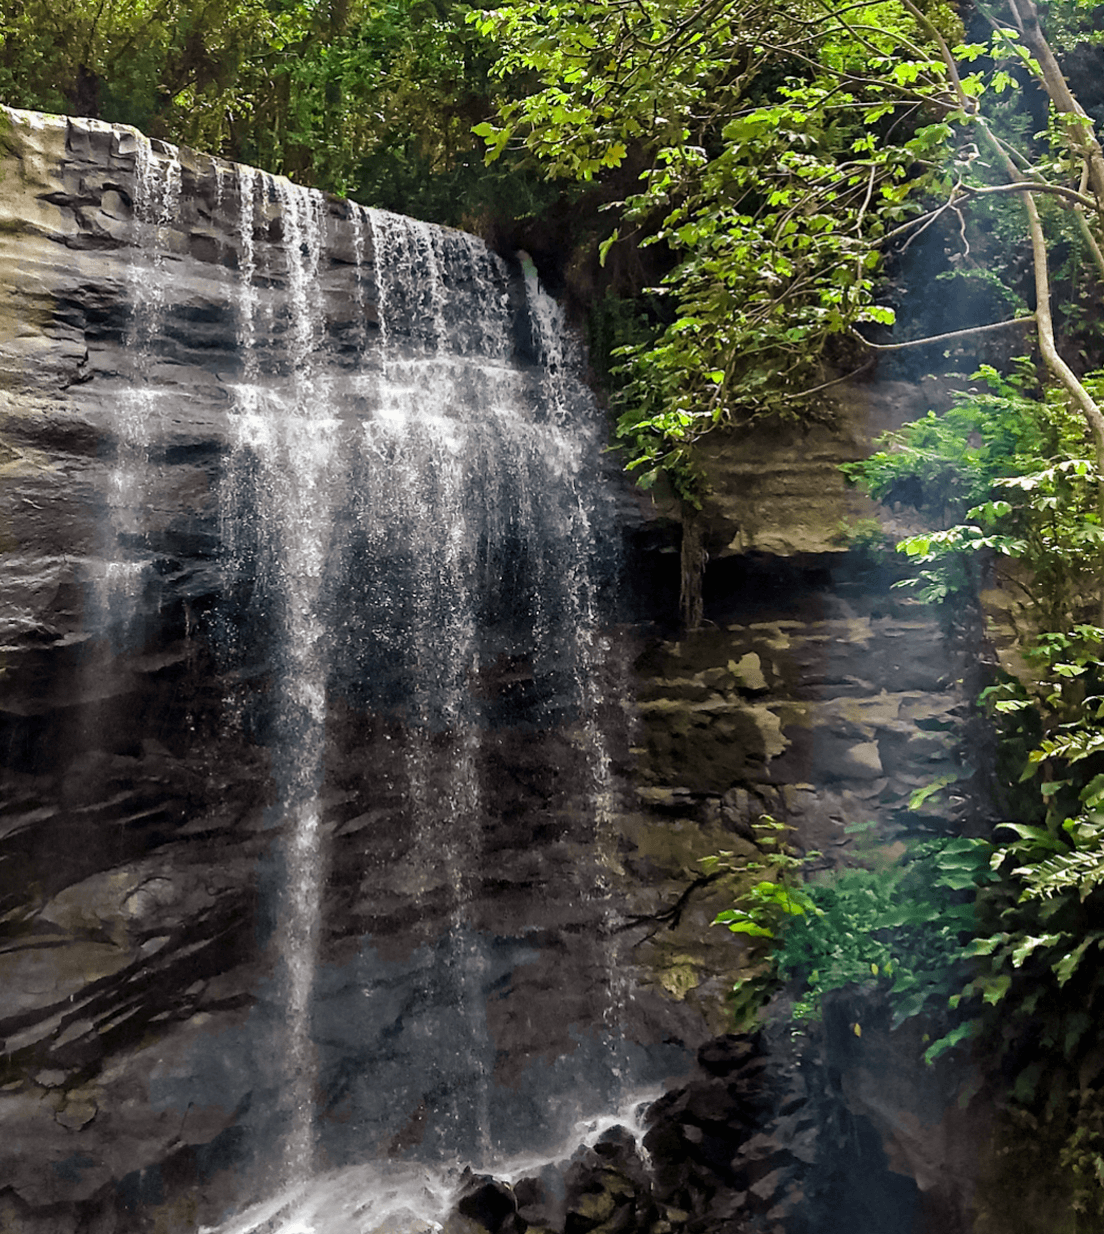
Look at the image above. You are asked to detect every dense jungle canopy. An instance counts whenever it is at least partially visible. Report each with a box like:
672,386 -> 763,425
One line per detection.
7,0 -> 1104,1225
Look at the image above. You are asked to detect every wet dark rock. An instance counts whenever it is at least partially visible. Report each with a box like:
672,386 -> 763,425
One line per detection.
457,1174 -> 523,1233
452,1016 -> 985,1234
696,1036 -> 757,1079
514,1168 -> 568,1230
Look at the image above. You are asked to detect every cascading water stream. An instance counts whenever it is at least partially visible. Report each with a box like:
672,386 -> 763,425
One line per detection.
267,179 -> 338,1188
96,136 -> 181,643
224,170 -> 338,1188
519,256 -> 629,1086
357,209 -> 511,1159
204,1086 -> 660,1234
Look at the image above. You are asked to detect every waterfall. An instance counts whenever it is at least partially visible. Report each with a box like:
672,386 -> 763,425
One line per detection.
100,135 -> 638,1226
0,108 -> 996,1234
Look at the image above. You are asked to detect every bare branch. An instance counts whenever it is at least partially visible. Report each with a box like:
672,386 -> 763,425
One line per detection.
961,181 -> 1098,210
1021,187 -> 1104,449
954,203 -> 970,257
879,197 -> 961,253
616,870 -> 725,935
1074,163 -> 1104,283
855,161 -> 877,232
1007,0 -> 1104,215
851,317 -> 1035,351
874,179 -> 1098,262
781,357 -> 877,399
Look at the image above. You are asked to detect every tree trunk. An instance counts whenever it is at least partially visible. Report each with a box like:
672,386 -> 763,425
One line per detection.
680,509 -> 707,632
1008,0 -> 1104,218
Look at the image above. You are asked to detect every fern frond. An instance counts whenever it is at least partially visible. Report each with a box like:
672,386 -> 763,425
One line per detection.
1016,846 -> 1104,901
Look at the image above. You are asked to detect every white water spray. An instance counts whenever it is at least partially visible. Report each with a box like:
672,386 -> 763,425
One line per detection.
202,1087 -> 659,1234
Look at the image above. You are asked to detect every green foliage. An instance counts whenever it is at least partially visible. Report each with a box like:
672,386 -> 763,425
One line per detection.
707,817 -> 994,1037
841,361 -> 1075,516
833,515 -> 898,565
471,0 -> 972,496
846,364 -> 1104,621
1061,1090 -> 1104,1222
941,823 -> 1104,1106
586,291 -> 657,396
843,365 -> 1104,1211
467,0 -> 977,498
0,0 -> 516,218
702,816 -> 818,941
467,0 -> 1104,500
779,837 -> 994,1030
706,366 -> 1104,1197
892,453 -> 1102,617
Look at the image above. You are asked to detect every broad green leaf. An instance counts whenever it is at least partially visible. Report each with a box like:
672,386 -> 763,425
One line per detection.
925,1019 -> 978,1064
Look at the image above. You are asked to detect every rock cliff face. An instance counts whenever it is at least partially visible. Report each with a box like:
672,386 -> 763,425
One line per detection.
599,551 -> 987,1233
0,106 -> 687,1227
0,110 -> 280,1219
0,106 -> 983,1232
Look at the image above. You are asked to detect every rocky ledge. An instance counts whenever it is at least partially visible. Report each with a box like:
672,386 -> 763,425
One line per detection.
445,1000 -> 987,1234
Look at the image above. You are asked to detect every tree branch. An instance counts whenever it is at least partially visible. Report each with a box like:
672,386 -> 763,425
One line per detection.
617,870 -> 725,935
899,0 -> 974,112
1021,187 -> 1104,460
1074,164 -> 1104,283
851,317 -> 1035,351
781,356 -> 877,399
961,181 -> 1098,210
1007,0 -> 1104,217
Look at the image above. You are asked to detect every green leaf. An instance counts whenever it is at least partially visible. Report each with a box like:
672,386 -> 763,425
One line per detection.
1080,775 -> 1104,808
965,935 -> 1006,957
909,775 -> 958,809
1011,933 -> 1067,968
725,920 -> 775,937
925,1019 -> 978,1064
996,823 -> 1064,851
1053,936 -> 1097,987
981,973 -> 1012,1005
1039,781 -> 1071,800
598,228 -> 620,268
